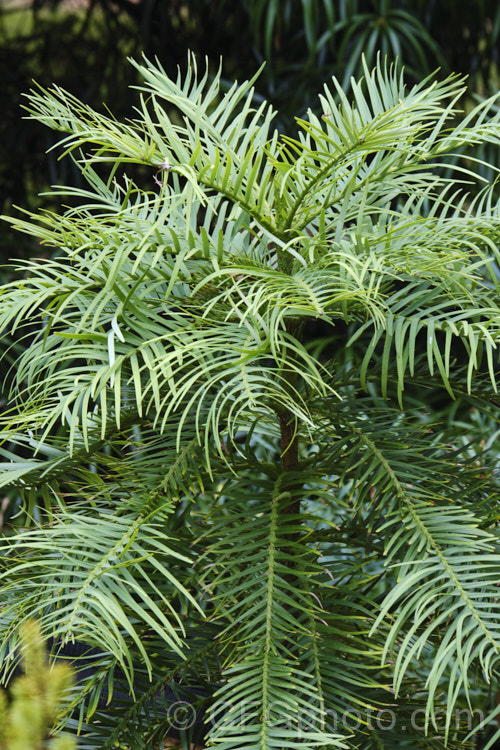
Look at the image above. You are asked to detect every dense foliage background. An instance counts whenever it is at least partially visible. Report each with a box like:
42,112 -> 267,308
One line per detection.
2,2 -> 500,749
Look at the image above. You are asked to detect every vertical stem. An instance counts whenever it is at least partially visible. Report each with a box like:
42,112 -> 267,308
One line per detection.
277,345 -> 304,583
279,412 -> 301,516
275,241 -> 305,516
277,363 -> 303,583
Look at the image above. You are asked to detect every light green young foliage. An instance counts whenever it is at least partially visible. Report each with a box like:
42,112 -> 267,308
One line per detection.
1,55 -> 500,749
0,621 -> 75,750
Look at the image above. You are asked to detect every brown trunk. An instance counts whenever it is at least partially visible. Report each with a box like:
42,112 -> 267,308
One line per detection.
278,409 -> 303,587
279,411 -> 301,515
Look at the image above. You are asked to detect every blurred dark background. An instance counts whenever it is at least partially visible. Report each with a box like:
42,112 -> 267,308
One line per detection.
1,0 -> 499,262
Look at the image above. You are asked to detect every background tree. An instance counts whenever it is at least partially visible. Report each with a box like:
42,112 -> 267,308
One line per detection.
1,54 -> 500,749
0,621 -> 75,750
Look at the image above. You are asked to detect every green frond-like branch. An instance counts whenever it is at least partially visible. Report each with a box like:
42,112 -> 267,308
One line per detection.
0,498 -> 200,683
200,482 -> 348,749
